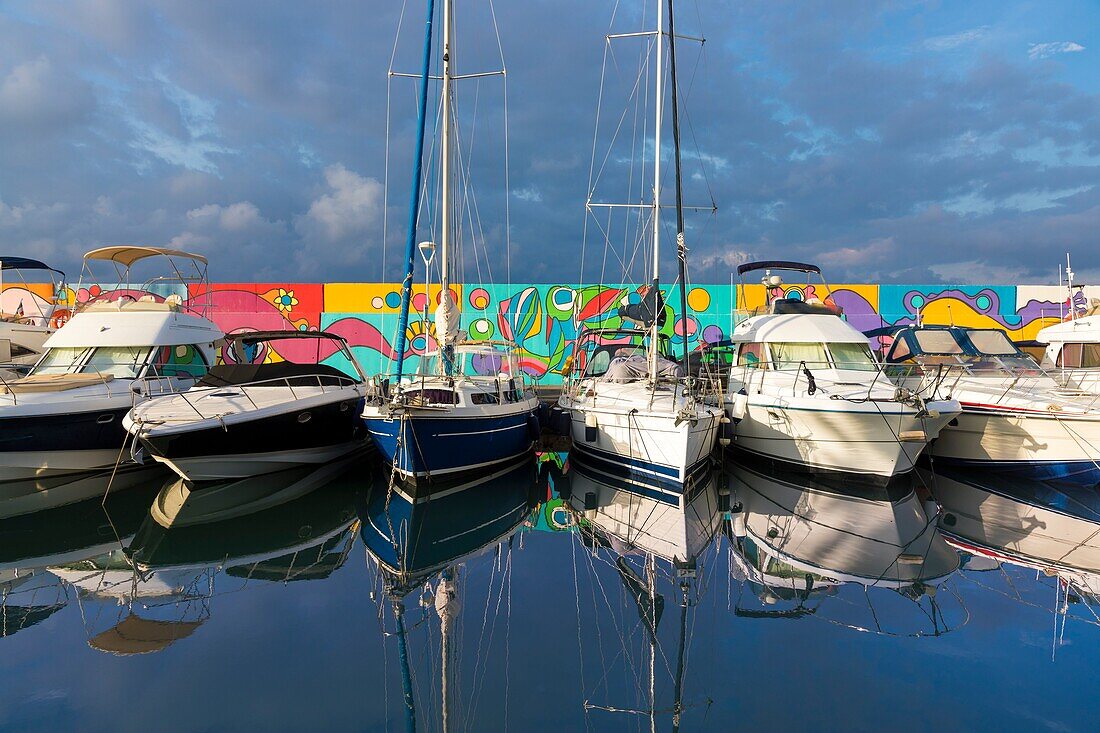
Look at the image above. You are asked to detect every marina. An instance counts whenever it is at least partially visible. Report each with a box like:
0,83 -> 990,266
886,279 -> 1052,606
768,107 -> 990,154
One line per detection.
1,0 -> 1098,729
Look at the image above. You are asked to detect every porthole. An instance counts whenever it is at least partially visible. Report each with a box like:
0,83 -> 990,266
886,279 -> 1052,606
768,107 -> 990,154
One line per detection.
297,412 -> 312,424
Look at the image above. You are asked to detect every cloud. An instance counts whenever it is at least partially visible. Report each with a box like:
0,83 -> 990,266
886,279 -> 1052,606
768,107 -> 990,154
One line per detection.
1028,42 -> 1086,60
0,55 -> 95,130
187,201 -> 272,232
924,26 -> 990,52
297,164 -> 383,242
512,186 -> 542,203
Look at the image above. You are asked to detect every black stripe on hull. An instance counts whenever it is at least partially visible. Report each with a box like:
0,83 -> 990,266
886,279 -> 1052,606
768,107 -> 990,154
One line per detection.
0,407 -> 131,453
139,398 -> 365,461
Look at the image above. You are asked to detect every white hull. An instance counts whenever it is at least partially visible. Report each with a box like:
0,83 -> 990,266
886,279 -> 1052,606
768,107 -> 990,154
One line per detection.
155,441 -> 365,483
561,382 -> 722,487
728,397 -> 957,479
0,464 -> 161,520
930,405 -> 1100,466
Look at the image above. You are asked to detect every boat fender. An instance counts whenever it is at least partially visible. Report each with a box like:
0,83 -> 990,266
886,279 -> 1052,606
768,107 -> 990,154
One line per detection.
527,414 -> 541,442
584,413 -> 598,443
583,490 -> 597,511
549,407 -> 571,436
728,394 -> 748,421
717,492 -> 730,513
731,509 -> 746,538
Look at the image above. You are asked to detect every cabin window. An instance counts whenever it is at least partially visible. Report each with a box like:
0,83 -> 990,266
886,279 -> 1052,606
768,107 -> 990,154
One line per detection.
887,337 -> 910,362
1058,343 -> 1100,369
32,347 -> 88,375
471,392 -> 500,405
585,348 -> 613,377
968,330 -> 1017,355
404,388 -> 457,406
150,344 -> 209,380
769,342 -> 829,370
913,330 -> 964,354
828,342 -> 877,370
737,342 -> 767,369
81,346 -> 152,379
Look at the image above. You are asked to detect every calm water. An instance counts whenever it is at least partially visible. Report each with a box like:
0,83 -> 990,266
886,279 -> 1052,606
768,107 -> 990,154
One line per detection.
1,453 -> 1097,733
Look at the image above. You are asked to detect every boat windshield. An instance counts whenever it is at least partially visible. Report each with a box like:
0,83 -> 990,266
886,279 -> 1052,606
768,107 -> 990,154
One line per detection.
913,330 -> 965,355
769,342 -> 829,370
967,330 -> 1018,355
32,347 -> 87,375
827,342 -> 877,371
420,346 -> 515,378
81,346 -> 152,379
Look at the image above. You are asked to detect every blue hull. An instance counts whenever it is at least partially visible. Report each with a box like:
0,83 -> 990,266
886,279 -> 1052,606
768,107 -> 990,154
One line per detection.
364,408 -> 538,480
928,456 -> 1100,487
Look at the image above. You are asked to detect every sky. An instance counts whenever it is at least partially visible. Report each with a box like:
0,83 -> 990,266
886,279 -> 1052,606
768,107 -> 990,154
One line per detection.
0,0 -> 1097,285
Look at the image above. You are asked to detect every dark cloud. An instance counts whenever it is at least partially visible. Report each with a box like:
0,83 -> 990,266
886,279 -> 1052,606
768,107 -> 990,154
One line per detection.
0,0 -> 1095,285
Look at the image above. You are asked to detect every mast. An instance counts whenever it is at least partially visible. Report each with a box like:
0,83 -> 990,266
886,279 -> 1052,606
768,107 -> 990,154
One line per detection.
649,0 -> 665,381
393,596 -> 418,733
438,0 -> 455,375
666,0 -> 691,368
393,0 -> 437,384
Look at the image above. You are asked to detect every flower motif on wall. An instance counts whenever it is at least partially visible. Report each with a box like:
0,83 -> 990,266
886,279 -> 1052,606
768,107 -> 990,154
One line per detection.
274,289 -> 299,313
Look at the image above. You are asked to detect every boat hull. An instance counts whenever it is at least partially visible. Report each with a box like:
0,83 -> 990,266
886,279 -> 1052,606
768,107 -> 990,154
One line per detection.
727,398 -> 957,483
363,404 -> 538,483
136,397 -> 366,482
928,406 -> 1100,484
0,406 -> 133,481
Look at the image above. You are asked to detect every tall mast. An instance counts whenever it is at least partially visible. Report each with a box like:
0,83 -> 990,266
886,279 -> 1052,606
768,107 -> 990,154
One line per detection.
439,0 -> 454,336
666,0 -> 690,368
649,0 -> 665,379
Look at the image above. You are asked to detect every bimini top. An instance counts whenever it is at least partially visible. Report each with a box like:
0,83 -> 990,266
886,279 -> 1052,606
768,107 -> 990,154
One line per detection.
0,257 -> 64,275
228,330 -> 346,345
737,260 -> 821,276
83,246 -> 208,267
872,325 -> 1026,362
731,313 -> 871,344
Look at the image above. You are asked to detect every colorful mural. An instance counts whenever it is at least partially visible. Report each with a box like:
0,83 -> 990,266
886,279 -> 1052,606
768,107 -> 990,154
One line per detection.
59,279 -> 1086,384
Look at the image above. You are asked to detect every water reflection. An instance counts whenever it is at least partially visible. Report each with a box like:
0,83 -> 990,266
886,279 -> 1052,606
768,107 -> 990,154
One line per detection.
1,447 -> 1099,730
728,460 -> 964,635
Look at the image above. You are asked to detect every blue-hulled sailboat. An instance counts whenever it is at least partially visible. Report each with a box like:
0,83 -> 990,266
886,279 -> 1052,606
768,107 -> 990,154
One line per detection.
362,0 -> 539,486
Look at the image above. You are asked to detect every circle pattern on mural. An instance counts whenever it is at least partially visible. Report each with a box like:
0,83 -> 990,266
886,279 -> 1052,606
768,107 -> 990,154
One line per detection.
785,287 -> 805,301
910,294 -> 925,309
412,292 -> 428,312
702,324 -> 723,344
687,287 -> 710,312
470,318 -> 494,340
673,316 -> 699,337
371,296 -> 384,309
547,286 -> 577,319
469,287 -> 490,310
384,291 -> 401,309
975,294 -> 991,311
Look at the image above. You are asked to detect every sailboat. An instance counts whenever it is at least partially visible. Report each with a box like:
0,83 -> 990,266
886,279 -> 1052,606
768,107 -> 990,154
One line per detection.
362,0 -> 540,487
1036,254 -> 1100,394
558,0 -> 724,496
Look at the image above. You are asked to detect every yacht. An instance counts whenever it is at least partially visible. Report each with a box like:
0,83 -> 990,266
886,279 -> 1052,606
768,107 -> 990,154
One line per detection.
0,256 -> 66,378
875,324 -> 1100,484
0,246 -> 221,512
362,0 -> 539,486
721,261 -> 960,483
1035,257 -> 1100,394
558,0 -> 724,494
126,330 -> 368,481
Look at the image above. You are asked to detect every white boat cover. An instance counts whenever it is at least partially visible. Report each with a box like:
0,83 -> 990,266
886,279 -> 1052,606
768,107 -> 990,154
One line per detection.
602,355 -> 684,383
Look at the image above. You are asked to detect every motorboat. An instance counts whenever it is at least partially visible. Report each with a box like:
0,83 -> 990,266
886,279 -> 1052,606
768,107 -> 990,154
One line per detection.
0,256 -> 66,378
362,0 -> 539,486
0,246 -> 222,508
875,324 -> 1100,484
1035,256 -> 1100,394
721,261 -> 960,484
126,330 -> 369,481
558,0 -> 724,494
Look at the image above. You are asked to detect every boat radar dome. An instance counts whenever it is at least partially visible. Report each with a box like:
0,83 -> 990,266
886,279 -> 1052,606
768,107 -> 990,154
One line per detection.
763,273 -> 784,288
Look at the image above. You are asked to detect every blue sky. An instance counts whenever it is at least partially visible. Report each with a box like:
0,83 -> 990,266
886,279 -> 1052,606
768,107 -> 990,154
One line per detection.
0,0 -> 1096,284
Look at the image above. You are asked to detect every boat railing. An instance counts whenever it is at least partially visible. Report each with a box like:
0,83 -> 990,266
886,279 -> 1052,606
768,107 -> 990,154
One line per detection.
732,358 -> 914,404
134,372 -> 363,423
368,368 -> 536,406
0,364 -> 196,405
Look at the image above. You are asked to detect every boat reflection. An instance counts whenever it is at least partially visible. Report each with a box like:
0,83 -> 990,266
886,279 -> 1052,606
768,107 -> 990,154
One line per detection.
934,465 -> 1100,644
43,459 -> 362,654
728,460 -> 962,635
0,466 -> 164,640
360,455 -> 540,732
564,455 -> 721,730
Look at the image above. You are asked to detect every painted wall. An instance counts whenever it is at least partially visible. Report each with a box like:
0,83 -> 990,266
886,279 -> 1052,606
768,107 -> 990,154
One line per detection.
21,279 -> 1092,384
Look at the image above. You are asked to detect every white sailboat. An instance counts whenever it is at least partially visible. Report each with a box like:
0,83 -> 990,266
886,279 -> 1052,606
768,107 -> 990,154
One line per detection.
559,0 -> 724,498
362,0 -> 539,487
1036,254 -> 1100,394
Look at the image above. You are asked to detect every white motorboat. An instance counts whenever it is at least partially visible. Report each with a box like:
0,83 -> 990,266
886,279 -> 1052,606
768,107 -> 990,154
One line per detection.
1035,256 -> 1100,394
0,256 -> 66,378
877,324 -> 1100,485
126,331 -> 369,482
362,0 -> 539,485
0,246 -> 222,512
559,0 -> 724,494
721,261 -> 960,483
